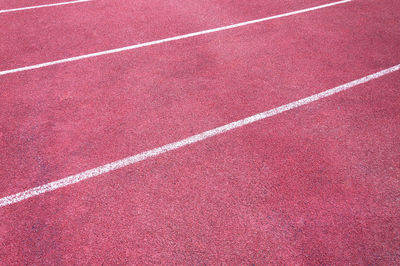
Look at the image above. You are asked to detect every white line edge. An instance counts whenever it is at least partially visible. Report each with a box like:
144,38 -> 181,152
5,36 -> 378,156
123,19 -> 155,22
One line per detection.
1,63 -> 399,208
0,0 -> 92,14
0,0 -> 352,76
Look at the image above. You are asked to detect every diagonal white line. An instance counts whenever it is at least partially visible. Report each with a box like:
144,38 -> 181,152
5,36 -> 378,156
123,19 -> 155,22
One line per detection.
0,0 -> 352,76
1,63 -> 399,208
0,0 -> 91,14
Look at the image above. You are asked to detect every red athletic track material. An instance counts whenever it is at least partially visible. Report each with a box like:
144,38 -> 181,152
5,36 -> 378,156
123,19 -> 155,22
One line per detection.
1,0 -> 400,264
1,0 -> 399,200
1,71 -> 399,264
0,0 -> 57,10
1,0 -> 345,70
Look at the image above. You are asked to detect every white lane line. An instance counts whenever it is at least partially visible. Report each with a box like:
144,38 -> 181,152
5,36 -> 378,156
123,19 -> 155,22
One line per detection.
0,0 -> 91,14
1,64 -> 399,208
0,0 -> 351,76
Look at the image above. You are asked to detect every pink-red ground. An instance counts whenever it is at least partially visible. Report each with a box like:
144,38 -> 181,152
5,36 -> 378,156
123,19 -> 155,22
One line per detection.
1,0 -> 399,264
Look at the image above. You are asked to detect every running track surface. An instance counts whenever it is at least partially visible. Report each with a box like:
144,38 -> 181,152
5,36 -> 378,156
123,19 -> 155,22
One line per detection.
1,0 -> 400,264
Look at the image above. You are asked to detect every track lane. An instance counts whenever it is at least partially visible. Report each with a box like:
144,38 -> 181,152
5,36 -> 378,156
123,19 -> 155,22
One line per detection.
0,0 -> 349,70
2,63 -> 399,207
1,0 -> 400,263
0,0 -> 91,14
1,0 -> 400,199
1,71 -> 399,264
0,0 -> 77,9
0,0 -> 352,76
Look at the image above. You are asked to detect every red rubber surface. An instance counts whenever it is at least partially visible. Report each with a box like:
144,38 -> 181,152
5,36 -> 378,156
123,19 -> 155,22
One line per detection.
0,0 -> 350,69
1,0 -> 399,264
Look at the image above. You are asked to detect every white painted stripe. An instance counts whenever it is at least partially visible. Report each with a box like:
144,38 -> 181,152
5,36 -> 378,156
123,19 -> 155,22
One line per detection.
0,0 -> 351,76
0,0 -> 91,14
1,64 -> 399,208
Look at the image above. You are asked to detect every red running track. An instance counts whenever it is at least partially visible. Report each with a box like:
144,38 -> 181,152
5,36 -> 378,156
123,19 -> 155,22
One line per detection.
0,0 -> 347,69
1,0 -> 400,264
